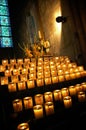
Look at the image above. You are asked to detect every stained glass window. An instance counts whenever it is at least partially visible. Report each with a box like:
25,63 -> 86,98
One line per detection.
0,0 -> 13,47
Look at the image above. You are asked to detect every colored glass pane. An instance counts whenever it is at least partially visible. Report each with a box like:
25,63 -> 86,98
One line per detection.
0,0 -> 8,6
0,37 -> 13,47
0,16 -> 10,25
0,6 -> 9,15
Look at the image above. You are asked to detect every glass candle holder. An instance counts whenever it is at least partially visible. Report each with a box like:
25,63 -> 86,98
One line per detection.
17,122 -> 29,130
61,88 -> 69,98
23,96 -> 33,109
20,74 -> 28,81
17,59 -> 23,65
53,89 -> 62,101
52,76 -> 58,84
69,73 -> 76,79
24,58 -> 30,64
36,78 -> 44,87
27,80 -> 35,89
29,73 -> 36,80
13,69 -> 20,75
2,59 -> 8,66
63,96 -> 72,108
0,65 -> 5,72
45,77 -> 51,85
44,102 -> 54,116
29,67 -> 36,73
75,84 -> 82,93
11,75 -> 19,83
51,70 -> 57,77
37,72 -> 44,79
4,70 -> 11,77
0,76 -> 8,85
75,72 -> 81,78
22,68 -> 28,74
13,99 -> 23,112
58,75 -> 65,82
34,94 -> 43,105
69,85 -> 76,96
44,71 -> 51,78
81,82 -> 86,91
33,105 -> 43,119
64,74 -> 70,81
44,92 -> 53,102
18,81 -> 26,91
77,91 -> 86,102
8,82 -> 16,92
10,59 -> 16,65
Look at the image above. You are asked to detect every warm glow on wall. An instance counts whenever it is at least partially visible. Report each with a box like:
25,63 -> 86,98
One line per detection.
53,0 -> 62,48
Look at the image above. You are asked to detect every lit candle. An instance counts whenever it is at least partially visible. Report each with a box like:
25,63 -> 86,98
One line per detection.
61,88 -> 69,98
75,72 -> 81,78
52,76 -> 58,84
53,89 -> 62,101
10,59 -> 16,65
38,30 -> 42,39
34,94 -> 43,105
81,82 -> 86,91
11,75 -> 19,83
24,58 -> 30,63
5,70 -> 11,77
51,71 -> 57,77
65,74 -> 70,81
2,59 -> 8,66
58,69 -> 63,76
20,74 -> 27,81
69,85 -> 76,96
8,82 -> 16,92
0,65 -> 5,72
17,122 -> 29,130
58,75 -> 65,82
70,73 -> 76,79
23,96 -> 33,109
29,67 -> 36,73
1,76 -> 8,85
36,78 -> 44,87
45,77 -> 51,85
78,66 -> 84,72
33,105 -> 43,119
75,84 -> 82,93
13,99 -> 23,112
29,73 -> 36,80
44,71 -> 51,78
77,91 -> 86,102
44,92 -> 53,102
13,69 -> 20,75
17,59 -> 23,64
27,80 -> 35,89
37,72 -> 44,79
22,68 -> 28,74
18,81 -> 26,91
63,96 -> 72,108
44,102 -> 54,116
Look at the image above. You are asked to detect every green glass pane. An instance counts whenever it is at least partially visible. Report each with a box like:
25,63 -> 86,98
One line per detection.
0,26 -> 12,36
0,6 -> 9,15
0,0 -> 8,5
0,37 -> 13,47
0,16 -> 10,25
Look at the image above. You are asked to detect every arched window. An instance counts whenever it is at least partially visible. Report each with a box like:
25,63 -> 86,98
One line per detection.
0,0 -> 13,47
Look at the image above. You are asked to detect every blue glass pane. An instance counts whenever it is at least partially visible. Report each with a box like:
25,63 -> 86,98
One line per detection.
0,37 -> 13,47
0,0 -> 8,6
0,6 -> 9,15
0,26 -> 12,36
0,16 -> 10,25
